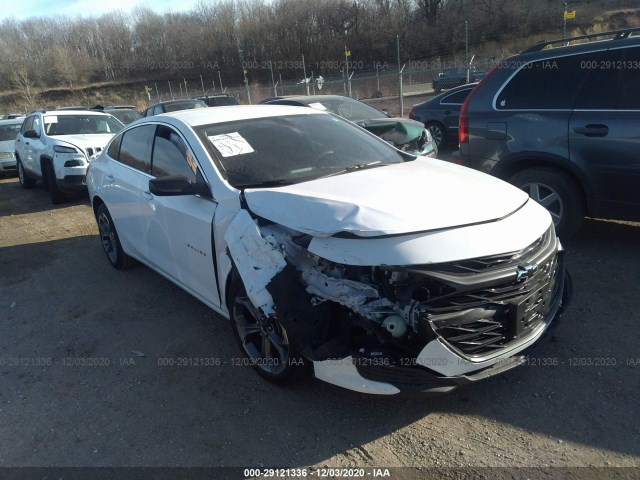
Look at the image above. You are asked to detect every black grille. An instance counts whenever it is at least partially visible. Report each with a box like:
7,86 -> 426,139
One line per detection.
85,147 -> 102,158
420,251 -> 563,358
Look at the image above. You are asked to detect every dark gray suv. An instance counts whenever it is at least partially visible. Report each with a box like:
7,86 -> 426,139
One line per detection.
457,28 -> 640,238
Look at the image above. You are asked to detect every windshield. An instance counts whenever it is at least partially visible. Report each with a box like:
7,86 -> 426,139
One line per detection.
195,113 -> 408,189
0,123 -> 22,141
108,110 -> 142,125
44,115 -> 123,135
303,97 -> 386,122
164,101 -> 206,113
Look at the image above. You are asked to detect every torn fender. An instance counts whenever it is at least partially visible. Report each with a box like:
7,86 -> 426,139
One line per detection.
223,209 -> 286,315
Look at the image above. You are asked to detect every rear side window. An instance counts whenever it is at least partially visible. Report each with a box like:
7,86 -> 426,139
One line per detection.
441,88 -> 472,105
496,51 -> 605,110
117,125 -> 155,173
151,125 -> 197,180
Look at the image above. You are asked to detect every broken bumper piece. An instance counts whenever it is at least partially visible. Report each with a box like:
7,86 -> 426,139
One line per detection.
313,352 -> 526,395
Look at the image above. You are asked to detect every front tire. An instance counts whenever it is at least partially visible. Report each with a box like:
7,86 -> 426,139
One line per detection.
96,203 -> 136,270
510,168 -> 585,239
228,279 -> 308,384
17,159 -> 35,189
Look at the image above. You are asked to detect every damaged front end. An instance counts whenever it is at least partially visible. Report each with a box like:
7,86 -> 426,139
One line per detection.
225,210 -> 569,395
357,118 -> 437,158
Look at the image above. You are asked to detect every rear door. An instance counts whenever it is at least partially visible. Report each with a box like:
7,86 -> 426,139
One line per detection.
439,86 -> 473,135
570,46 -> 640,220
106,124 -> 156,261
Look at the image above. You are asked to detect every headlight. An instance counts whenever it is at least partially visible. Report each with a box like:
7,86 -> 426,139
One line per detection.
53,145 -> 78,153
0,151 -> 14,159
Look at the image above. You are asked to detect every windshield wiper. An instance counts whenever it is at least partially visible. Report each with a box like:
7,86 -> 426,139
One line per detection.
321,162 -> 390,178
235,179 -> 295,189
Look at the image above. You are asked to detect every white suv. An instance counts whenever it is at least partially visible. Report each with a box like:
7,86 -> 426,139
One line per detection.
15,109 -> 123,203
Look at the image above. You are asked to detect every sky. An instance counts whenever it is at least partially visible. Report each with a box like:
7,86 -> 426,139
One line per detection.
0,0 -> 202,21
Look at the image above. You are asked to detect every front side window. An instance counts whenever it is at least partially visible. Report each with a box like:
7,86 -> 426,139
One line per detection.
21,116 -> 34,133
576,47 -> 640,110
107,133 -> 122,160
32,116 -> 42,136
496,51 -> 606,110
117,124 -> 155,172
151,125 -> 197,180
196,113 -> 407,189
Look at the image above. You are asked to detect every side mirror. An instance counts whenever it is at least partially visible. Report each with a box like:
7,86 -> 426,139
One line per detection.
148,174 -> 212,197
149,175 -> 196,196
23,129 -> 39,139
381,110 -> 390,117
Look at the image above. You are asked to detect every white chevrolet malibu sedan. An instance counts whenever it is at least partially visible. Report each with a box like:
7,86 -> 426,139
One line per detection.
87,105 -> 570,395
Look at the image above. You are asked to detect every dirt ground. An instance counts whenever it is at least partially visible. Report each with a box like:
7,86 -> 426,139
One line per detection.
1,161 -> 639,479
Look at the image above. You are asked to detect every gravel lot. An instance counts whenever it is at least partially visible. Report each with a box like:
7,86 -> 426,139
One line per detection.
1,149 -> 639,479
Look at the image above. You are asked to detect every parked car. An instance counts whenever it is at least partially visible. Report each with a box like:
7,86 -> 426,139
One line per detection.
102,106 -> 143,125
0,118 -> 24,176
260,95 -> 437,157
432,68 -> 484,93
194,94 -> 240,107
15,109 -> 124,203
143,99 -> 207,117
456,27 -> 640,238
87,105 -> 570,395
409,83 -> 477,148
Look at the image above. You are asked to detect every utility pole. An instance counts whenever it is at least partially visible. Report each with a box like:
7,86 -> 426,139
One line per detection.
218,70 -> 223,92
563,1 -> 568,39
200,75 -> 205,95
397,35 -> 404,117
270,61 -> 276,96
465,20 -> 469,83
168,80 -> 173,100
345,46 -> 351,97
302,54 -> 309,95
243,68 -> 251,104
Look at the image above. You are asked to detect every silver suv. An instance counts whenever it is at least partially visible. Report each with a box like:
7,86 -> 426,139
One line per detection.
15,110 -> 123,203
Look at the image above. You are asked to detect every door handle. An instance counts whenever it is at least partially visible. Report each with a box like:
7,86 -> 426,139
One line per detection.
574,124 -> 609,137
25,142 -> 29,145
105,174 -> 114,182
142,191 -> 153,201
444,111 -> 452,115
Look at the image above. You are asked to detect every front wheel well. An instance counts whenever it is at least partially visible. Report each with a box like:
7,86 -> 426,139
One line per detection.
92,196 -> 105,219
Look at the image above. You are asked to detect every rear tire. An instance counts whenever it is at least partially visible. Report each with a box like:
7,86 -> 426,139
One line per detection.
96,203 -> 136,270
44,162 -> 66,204
510,168 -> 585,239
228,278 -> 308,384
17,159 -> 35,189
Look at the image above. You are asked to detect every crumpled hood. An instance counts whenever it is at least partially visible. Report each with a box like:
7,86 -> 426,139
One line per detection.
51,134 -> 114,154
357,117 -> 435,156
245,158 -> 529,237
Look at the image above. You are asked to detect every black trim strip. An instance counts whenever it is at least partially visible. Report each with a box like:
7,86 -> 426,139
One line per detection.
211,214 -> 222,306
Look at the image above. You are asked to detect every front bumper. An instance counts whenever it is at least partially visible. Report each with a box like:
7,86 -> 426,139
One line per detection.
58,174 -> 87,192
313,229 -> 570,395
0,157 -> 17,173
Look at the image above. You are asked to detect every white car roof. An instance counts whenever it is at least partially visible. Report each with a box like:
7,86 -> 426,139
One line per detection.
161,104 -> 325,127
0,118 -> 24,125
42,110 -> 113,117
